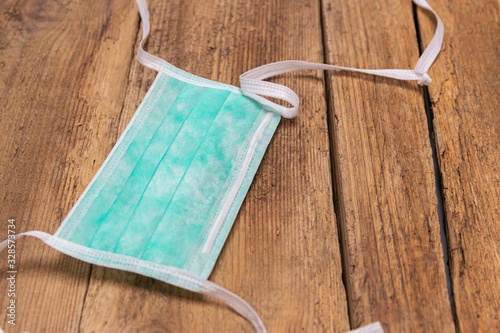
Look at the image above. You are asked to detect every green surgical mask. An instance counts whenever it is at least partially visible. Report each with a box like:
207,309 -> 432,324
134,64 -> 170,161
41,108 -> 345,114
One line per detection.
0,0 -> 443,331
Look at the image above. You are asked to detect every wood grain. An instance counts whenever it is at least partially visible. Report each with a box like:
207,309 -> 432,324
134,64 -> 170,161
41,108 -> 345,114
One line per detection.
321,0 -> 455,331
0,0 -> 140,331
417,1 -> 500,331
76,0 -> 350,332
6,0 -> 497,331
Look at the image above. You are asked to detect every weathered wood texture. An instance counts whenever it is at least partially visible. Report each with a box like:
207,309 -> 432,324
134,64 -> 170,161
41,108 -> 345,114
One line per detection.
1,0 -> 350,332
417,1 -> 500,331
0,0 -> 139,332
321,0 -> 455,332
2,0 -> 499,332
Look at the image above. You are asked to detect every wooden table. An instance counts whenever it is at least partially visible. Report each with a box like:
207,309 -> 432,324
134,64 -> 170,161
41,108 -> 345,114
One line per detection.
1,0 -> 498,332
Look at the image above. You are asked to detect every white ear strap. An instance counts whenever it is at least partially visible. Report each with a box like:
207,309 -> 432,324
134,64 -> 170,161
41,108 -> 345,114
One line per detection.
412,0 -> 444,76
0,230 -> 385,333
135,0 -> 443,119
239,0 -> 444,118
0,231 -> 267,333
135,0 -> 168,72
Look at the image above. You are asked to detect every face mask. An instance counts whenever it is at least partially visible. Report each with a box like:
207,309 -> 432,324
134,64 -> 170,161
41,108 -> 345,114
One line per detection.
0,0 -> 443,332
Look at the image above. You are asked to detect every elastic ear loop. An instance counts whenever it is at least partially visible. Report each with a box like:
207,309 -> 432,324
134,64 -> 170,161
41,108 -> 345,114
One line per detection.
239,0 -> 444,119
0,232 -> 384,333
0,232 -> 267,333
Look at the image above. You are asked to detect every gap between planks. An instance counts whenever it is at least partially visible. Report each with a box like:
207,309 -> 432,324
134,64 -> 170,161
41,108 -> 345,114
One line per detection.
411,1 -> 456,323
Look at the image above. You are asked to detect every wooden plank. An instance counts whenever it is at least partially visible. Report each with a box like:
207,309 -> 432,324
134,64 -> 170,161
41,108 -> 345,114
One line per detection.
78,0 -> 349,332
0,0 -> 141,331
321,0 -> 455,331
417,1 -> 500,331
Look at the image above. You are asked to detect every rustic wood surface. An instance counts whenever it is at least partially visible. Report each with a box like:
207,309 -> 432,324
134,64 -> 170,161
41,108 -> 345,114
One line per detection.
321,0 -> 455,332
0,0 -> 498,332
0,0 -> 139,332
417,1 -> 500,331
